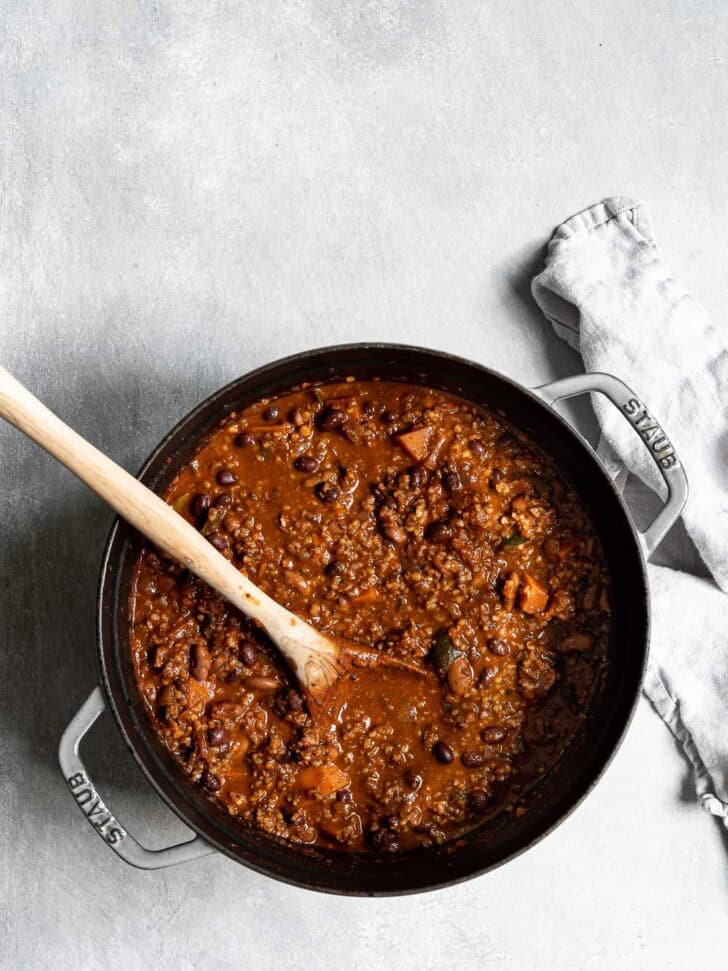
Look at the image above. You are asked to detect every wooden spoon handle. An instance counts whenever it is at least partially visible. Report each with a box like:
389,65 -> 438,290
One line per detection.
0,365 -> 314,656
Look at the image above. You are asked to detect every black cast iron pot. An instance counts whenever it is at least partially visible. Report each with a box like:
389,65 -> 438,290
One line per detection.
59,344 -> 687,895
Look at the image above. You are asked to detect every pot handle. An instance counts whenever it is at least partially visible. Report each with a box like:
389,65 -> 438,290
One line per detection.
58,685 -> 216,870
534,372 -> 688,558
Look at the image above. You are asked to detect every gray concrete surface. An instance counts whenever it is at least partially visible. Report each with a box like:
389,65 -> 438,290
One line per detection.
1,2 -> 727,969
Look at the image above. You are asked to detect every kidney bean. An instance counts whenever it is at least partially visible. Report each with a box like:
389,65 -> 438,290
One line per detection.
191,643 -> 211,681
157,684 -> 175,707
468,788 -> 489,815
216,468 -> 238,486
235,431 -> 256,447
213,493 -> 234,508
461,750 -> 485,768
479,665 -> 496,687
263,406 -> 279,421
245,676 -> 279,692
315,481 -> 340,503
294,454 -> 319,473
208,727 -> 229,748
447,656 -> 474,696
238,641 -> 257,667
482,726 -> 507,744
487,638 -> 510,657
432,740 -> 455,764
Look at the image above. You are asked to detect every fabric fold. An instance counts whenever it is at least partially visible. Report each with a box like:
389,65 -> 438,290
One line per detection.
532,198 -> 728,823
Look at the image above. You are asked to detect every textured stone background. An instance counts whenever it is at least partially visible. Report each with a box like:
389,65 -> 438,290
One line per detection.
1,2 -> 727,969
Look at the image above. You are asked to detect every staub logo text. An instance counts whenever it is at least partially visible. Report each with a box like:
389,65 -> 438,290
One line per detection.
622,398 -> 677,470
67,772 -> 126,845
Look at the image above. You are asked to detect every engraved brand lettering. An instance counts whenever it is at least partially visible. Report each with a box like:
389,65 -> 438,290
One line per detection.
66,772 -> 127,845
621,398 -> 677,467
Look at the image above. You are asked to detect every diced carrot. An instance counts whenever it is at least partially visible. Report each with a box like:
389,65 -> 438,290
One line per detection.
352,587 -> 379,604
186,680 -> 213,713
296,764 -> 350,796
519,572 -> 549,614
394,426 -> 434,463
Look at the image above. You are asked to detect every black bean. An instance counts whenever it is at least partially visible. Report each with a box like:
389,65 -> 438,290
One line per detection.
239,642 -> 257,667
287,690 -> 304,712
426,521 -> 452,544
262,406 -> 279,421
381,409 -> 397,424
497,432 -> 515,448
432,740 -> 455,764
315,481 -> 340,503
469,438 -> 486,458
369,827 -> 397,851
216,468 -> 238,486
208,727 -> 229,748
361,400 -> 375,419
213,493 -> 234,508
294,454 -> 319,473
325,559 -> 345,578
202,770 -> 222,792
191,493 -> 211,519
336,788 -> 353,803
488,638 -> 510,657
235,431 -> 256,447
409,466 -> 427,488
490,468 -> 504,486
208,531 -> 229,552
468,788 -> 490,815
318,407 -> 348,431
482,725 -> 507,744
442,469 -> 460,492
461,750 -> 485,768
404,768 -> 422,789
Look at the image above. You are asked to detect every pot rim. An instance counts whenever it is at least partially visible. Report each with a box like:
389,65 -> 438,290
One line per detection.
95,341 -> 650,894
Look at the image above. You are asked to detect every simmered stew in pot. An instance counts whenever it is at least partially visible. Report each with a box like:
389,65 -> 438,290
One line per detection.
130,379 -> 610,852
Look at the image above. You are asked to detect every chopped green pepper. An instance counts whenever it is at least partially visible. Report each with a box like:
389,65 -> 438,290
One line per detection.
429,631 -> 462,674
502,532 -> 527,547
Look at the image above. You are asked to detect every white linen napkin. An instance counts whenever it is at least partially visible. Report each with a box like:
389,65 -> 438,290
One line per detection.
531,197 -> 728,824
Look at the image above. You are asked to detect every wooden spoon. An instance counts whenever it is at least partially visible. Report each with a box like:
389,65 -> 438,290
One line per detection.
0,365 -> 421,710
